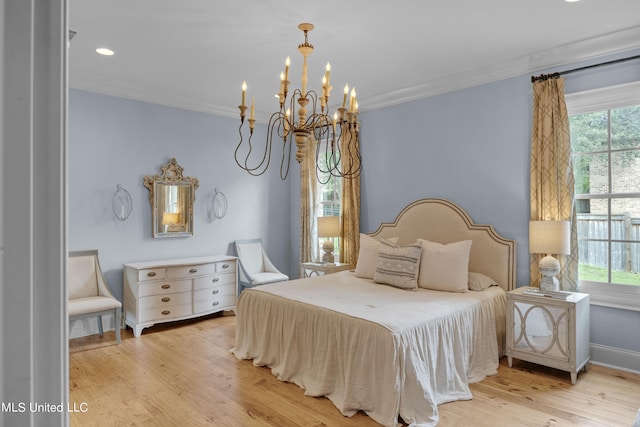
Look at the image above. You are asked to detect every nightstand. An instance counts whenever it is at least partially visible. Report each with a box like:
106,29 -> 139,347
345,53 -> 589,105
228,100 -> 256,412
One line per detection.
302,262 -> 352,277
506,286 -> 590,384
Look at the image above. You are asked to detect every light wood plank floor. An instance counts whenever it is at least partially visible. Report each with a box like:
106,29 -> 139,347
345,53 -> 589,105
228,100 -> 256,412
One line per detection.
69,313 -> 640,427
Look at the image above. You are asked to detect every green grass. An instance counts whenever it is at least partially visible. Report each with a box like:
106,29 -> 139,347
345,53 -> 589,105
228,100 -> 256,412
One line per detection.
579,264 -> 640,286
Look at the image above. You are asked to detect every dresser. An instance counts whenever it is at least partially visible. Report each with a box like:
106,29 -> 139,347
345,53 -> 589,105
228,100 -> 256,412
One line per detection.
123,255 -> 237,337
506,286 -> 590,384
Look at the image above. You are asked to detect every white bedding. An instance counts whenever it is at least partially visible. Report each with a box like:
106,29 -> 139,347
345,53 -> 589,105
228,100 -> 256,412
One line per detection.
231,271 -> 506,427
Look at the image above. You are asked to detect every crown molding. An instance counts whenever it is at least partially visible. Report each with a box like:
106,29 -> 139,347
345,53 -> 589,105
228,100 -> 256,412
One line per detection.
361,25 -> 640,111
69,72 -> 240,119
70,25 -> 640,116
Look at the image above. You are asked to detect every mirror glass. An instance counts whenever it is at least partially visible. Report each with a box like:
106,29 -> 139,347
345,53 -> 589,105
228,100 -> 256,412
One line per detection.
144,158 -> 199,238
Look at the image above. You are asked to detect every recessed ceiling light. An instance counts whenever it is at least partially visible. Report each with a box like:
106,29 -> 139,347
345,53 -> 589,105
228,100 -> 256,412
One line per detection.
565,0 -> 580,2
96,48 -> 114,56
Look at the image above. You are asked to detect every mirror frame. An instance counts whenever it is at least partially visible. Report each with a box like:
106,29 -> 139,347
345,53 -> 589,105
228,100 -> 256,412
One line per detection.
143,158 -> 199,238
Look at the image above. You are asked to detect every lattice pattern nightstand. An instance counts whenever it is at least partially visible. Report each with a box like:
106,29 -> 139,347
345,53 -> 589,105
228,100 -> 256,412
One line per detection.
506,286 -> 590,384
302,262 -> 351,277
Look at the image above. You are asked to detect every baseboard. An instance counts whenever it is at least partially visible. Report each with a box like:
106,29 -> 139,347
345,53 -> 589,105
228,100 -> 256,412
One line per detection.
69,313 -> 122,339
590,343 -> 640,374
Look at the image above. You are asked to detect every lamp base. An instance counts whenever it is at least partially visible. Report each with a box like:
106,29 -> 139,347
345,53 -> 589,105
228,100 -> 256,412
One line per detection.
322,239 -> 335,263
539,255 -> 561,292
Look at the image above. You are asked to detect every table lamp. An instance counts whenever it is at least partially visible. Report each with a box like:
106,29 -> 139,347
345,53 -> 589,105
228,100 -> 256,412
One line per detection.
318,216 -> 340,263
529,220 -> 571,291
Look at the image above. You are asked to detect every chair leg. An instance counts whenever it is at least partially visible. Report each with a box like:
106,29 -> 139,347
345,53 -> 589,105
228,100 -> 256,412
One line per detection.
115,308 -> 122,344
97,315 -> 104,336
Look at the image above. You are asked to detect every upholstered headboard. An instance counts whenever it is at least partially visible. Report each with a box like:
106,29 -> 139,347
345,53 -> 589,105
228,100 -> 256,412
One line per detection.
369,198 -> 516,291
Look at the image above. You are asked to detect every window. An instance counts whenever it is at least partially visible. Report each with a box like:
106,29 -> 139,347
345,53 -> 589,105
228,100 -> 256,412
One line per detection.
316,144 -> 342,258
566,81 -> 640,310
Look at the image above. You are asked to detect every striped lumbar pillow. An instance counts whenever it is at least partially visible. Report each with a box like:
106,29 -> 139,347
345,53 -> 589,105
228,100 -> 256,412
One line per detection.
373,238 -> 422,290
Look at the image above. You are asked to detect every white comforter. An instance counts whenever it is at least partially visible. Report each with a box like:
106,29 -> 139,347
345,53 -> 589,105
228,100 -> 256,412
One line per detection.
231,271 -> 506,427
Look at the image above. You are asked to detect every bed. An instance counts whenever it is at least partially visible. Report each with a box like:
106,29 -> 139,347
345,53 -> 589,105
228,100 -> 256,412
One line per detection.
231,198 -> 516,427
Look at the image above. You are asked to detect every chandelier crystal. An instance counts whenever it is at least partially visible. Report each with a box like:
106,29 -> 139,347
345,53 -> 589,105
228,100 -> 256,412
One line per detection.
235,23 -> 361,182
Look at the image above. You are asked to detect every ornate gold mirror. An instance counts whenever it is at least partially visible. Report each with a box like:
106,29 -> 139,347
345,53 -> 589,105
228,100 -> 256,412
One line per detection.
144,158 -> 199,238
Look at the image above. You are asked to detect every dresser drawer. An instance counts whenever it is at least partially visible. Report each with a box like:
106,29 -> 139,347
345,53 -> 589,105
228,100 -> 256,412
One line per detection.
193,283 -> 235,301
138,268 -> 167,282
138,279 -> 191,297
167,262 -> 217,279
139,291 -> 192,310
193,294 -> 235,314
139,303 -> 192,323
193,273 -> 235,290
216,260 -> 235,273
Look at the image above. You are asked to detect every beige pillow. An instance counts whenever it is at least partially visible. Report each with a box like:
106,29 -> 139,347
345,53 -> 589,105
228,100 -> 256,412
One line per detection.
468,272 -> 497,291
418,239 -> 472,292
354,234 -> 398,279
373,238 -> 421,290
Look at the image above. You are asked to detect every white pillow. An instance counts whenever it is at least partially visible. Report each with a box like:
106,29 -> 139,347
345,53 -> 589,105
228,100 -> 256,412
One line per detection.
354,234 -> 398,279
468,272 -> 497,291
417,239 -> 472,292
373,238 -> 421,290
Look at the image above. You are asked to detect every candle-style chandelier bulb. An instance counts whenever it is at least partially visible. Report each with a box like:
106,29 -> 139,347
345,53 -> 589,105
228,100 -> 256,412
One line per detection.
234,23 -> 361,182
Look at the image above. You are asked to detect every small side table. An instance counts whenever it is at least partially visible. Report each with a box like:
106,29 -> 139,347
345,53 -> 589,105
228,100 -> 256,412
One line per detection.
506,286 -> 590,384
302,262 -> 352,277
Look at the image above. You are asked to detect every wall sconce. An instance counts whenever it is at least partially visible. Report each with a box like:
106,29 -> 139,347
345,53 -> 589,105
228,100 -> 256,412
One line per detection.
207,188 -> 228,222
318,216 -> 340,264
112,184 -> 132,221
529,220 -> 571,291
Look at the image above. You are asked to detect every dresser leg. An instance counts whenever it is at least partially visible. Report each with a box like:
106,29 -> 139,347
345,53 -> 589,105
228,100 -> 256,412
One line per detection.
571,372 -> 577,385
507,356 -> 513,368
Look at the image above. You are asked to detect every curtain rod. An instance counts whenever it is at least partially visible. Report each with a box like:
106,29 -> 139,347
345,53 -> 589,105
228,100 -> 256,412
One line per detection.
531,54 -> 640,83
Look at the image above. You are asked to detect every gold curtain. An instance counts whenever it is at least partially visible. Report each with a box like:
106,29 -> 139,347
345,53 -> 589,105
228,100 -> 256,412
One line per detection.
529,77 -> 579,290
340,134 -> 361,267
299,136 -> 318,277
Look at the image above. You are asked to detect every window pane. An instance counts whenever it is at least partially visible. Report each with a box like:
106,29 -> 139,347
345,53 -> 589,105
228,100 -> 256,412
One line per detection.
610,242 -> 640,286
611,151 -> 640,194
574,153 -> 609,197
577,213 -> 609,239
611,105 -> 640,150
610,198 -> 640,223
570,111 -> 609,153
577,240 -> 609,284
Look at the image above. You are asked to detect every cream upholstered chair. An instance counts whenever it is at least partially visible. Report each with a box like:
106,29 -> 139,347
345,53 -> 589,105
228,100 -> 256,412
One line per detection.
68,250 -> 122,344
235,239 -> 289,294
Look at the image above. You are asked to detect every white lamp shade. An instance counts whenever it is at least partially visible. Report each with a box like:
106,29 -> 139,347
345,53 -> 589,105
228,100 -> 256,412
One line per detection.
318,216 -> 340,238
529,220 -> 571,255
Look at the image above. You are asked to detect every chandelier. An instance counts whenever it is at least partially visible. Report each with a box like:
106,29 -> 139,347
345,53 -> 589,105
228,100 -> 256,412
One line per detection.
234,23 -> 361,183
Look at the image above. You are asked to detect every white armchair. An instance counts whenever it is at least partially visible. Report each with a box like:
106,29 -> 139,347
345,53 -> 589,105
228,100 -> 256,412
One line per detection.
68,250 -> 122,344
235,239 -> 289,294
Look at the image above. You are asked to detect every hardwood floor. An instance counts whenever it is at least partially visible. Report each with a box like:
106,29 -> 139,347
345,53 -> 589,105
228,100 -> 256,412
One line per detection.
69,313 -> 640,427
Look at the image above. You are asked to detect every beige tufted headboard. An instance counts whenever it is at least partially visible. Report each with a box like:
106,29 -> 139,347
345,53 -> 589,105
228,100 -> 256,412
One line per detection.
369,198 -> 516,291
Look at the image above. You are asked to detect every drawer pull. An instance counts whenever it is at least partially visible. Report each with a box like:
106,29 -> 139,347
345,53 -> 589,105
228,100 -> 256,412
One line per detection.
147,272 -> 157,277
189,268 -> 198,273
212,301 -> 219,307
161,310 -> 171,315
221,264 -> 229,269
161,297 -> 171,303
212,277 -> 219,283
212,289 -> 219,295
161,284 -> 171,289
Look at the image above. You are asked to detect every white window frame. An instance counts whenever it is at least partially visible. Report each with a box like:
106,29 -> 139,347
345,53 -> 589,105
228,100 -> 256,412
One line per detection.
566,80 -> 640,311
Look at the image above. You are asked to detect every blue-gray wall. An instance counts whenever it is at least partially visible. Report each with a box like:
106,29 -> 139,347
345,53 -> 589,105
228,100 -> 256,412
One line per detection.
71,49 -> 640,365
69,90 -> 291,304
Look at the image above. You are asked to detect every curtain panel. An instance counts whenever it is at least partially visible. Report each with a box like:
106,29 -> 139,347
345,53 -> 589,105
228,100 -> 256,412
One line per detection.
300,137 -> 318,277
340,134 -> 361,267
529,77 -> 579,291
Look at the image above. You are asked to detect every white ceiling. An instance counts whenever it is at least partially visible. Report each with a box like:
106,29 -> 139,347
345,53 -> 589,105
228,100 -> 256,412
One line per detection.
69,0 -> 640,120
